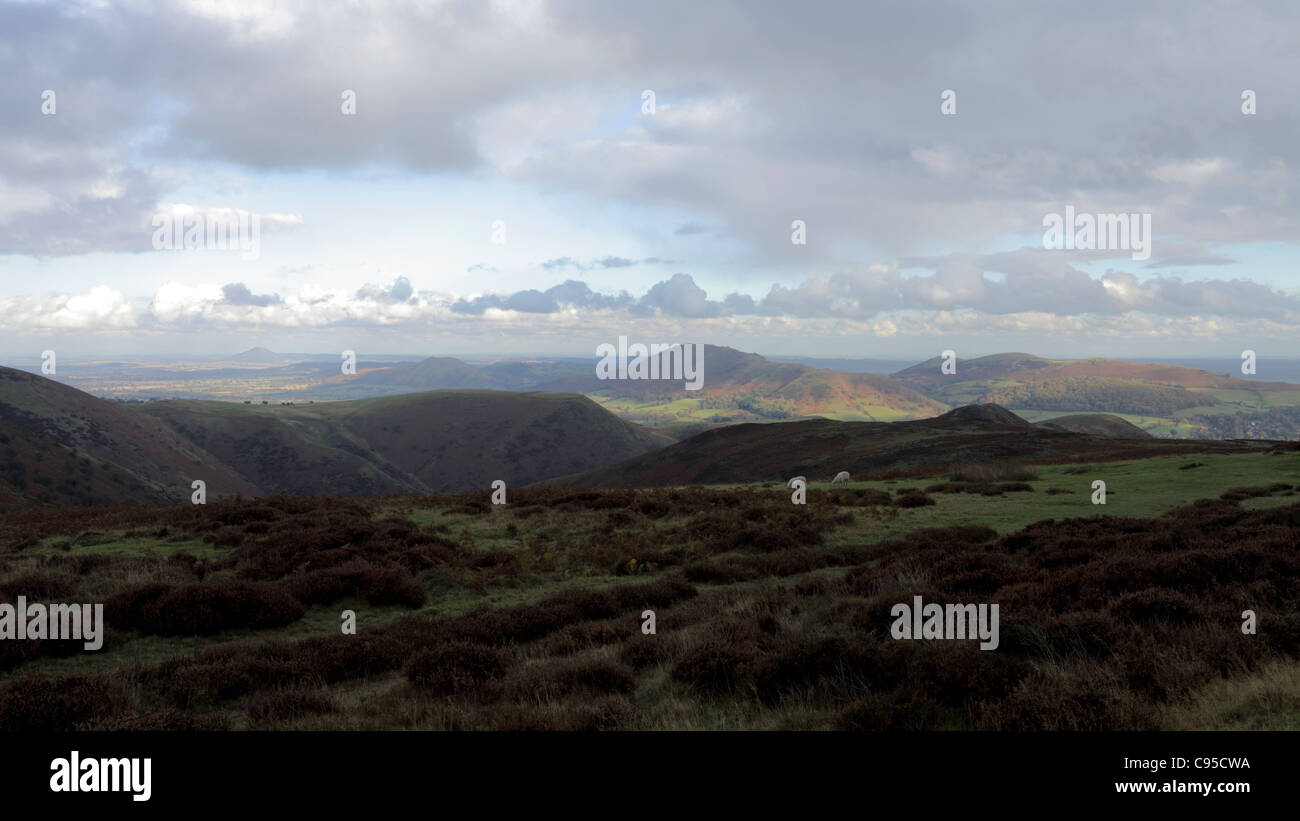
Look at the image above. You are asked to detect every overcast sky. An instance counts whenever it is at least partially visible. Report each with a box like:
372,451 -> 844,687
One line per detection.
1,0 -> 1299,360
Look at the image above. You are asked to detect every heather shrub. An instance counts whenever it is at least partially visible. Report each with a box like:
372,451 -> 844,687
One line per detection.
893,492 -> 935,508
248,689 -> 336,725
1111,587 -> 1202,626
280,561 -> 426,608
0,674 -> 125,731
512,657 -> 637,698
0,571 -> 74,603
108,580 -> 305,636
407,642 -> 506,696
619,632 -> 675,670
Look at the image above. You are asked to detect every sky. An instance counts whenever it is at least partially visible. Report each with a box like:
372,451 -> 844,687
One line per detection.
1,0 -> 1299,360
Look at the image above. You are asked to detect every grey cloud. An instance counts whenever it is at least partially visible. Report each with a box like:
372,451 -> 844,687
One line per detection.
452,289 -> 557,315
5,0 -> 1300,268
544,280 -> 635,310
444,264 -> 1300,323
634,273 -> 723,318
221,282 -> 283,307
541,256 -> 654,272
356,276 -> 414,303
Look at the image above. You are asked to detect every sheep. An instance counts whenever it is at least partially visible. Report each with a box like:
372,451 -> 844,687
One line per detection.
831,471 -> 850,485
787,475 -> 807,488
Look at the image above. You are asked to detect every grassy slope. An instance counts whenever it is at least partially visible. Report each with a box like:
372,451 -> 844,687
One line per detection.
556,413 -> 1279,488
2,448 -> 1297,729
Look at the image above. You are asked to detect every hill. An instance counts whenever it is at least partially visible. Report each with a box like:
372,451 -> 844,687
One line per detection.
892,352 -> 1300,437
0,366 -> 258,508
133,390 -> 673,495
893,352 -> 1295,391
305,345 -> 948,425
555,404 -> 1273,487
230,347 -> 293,364
0,368 -> 674,507
1035,413 -> 1152,438
936,403 -> 1031,426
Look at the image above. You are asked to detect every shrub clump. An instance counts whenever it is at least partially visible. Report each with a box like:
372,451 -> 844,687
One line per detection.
280,561 -> 426,608
106,580 -> 305,636
407,641 -> 505,696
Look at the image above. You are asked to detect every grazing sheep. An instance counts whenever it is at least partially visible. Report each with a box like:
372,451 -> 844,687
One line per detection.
832,471 -> 850,485
787,475 -> 807,488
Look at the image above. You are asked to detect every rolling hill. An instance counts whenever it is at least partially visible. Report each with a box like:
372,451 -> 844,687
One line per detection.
554,404 -> 1271,487
303,345 -> 949,425
892,353 -> 1300,437
133,391 -> 673,496
892,352 -> 1296,391
1035,413 -> 1152,438
0,368 -> 674,507
0,366 -> 259,508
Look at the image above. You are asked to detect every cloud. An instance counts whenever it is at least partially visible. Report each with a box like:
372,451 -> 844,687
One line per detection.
222,282 -> 283,307
4,0 -> 1300,267
632,273 -> 722,318
540,256 -> 655,272
355,276 -> 414,303
0,287 -> 138,329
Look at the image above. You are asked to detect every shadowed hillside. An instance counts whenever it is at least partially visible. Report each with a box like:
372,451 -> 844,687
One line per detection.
134,390 -> 673,494
0,367 -> 259,508
0,369 -> 674,507
555,404 -> 1276,487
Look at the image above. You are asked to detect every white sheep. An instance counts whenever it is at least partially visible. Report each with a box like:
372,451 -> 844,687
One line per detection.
831,471 -> 850,485
787,475 -> 807,488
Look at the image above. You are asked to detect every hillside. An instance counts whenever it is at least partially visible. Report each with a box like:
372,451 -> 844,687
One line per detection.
0,366 -> 258,508
0,368 -> 673,507
5,451 -> 1300,732
893,352 -> 1294,391
133,390 -> 673,494
555,404 -> 1273,487
892,353 -> 1300,437
1035,413 -> 1153,438
305,345 -> 948,424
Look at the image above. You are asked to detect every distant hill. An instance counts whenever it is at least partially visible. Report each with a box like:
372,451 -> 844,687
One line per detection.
305,345 -> 948,424
0,368 -> 674,507
891,352 -> 1300,436
892,352 -> 1296,391
230,346 -> 291,364
333,357 -> 498,390
1035,413 -> 1153,438
554,404 -> 1270,488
